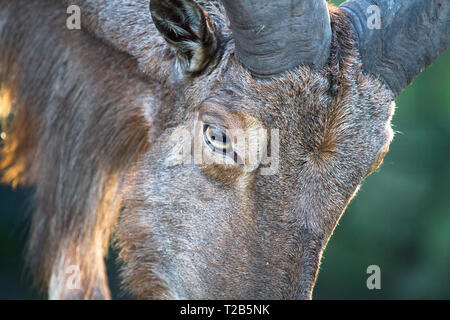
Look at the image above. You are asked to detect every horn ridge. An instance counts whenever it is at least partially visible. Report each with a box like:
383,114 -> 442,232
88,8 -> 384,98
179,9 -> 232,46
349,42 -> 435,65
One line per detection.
221,0 -> 332,78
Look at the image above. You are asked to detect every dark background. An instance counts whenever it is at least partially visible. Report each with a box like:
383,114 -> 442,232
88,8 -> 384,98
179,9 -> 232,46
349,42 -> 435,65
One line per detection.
1,0 -> 449,299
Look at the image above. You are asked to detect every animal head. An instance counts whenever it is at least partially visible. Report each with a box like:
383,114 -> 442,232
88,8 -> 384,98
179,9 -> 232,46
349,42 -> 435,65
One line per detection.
117,0 -> 447,299
0,0 -> 448,299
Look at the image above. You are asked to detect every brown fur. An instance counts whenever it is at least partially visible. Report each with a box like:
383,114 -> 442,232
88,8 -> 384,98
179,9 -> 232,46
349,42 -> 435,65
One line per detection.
0,1 -> 395,299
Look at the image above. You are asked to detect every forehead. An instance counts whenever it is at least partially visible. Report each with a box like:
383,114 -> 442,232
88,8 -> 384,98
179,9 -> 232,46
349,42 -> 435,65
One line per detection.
187,58 -> 334,130
183,51 -> 395,165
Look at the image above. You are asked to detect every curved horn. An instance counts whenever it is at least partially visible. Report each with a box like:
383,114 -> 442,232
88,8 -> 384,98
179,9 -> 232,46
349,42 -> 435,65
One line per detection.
221,0 -> 332,78
341,0 -> 450,96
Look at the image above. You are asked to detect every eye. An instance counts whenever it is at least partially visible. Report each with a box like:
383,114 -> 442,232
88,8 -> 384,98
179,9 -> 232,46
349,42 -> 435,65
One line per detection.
203,124 -> 232,154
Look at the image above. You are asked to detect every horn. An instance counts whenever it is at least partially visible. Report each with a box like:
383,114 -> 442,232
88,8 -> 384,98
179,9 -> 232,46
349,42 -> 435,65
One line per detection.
221,0 -> 332,78
341,0 -> 450,96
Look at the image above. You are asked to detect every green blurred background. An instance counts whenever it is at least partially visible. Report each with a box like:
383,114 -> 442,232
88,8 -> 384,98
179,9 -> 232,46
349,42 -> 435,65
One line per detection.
0,0 -> 449,299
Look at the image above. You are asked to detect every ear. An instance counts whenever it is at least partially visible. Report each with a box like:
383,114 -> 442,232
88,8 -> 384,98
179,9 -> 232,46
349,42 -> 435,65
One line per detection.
150,0 -> 217,74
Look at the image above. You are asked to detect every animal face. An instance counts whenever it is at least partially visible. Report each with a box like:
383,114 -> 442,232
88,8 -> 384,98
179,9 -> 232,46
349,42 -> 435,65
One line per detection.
118,20 -> 395,298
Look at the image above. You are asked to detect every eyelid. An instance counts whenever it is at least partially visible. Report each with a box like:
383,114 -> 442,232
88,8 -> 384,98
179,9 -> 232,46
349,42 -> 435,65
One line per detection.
200,113 -> 230,130
198,101 -> 245,130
